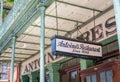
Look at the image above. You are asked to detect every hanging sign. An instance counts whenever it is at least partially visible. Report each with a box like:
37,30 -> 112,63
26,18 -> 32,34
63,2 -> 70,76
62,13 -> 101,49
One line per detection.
51,36 -> 102,59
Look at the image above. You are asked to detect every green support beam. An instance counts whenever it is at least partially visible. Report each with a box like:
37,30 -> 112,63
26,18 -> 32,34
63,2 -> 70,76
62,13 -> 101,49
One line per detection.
0,0 -> 4,27
46,14 -> 84,23
40,5 -> 46,82
32,24 -> 69,32
0,0 -> 55,56
10,36 -> 16,82
57,1 -> 102,12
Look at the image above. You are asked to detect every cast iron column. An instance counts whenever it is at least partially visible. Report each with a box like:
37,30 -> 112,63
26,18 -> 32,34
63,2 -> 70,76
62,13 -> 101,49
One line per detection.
113,0 -> 120,52
0,0 -> 3,26
10,36 -> 16,82
40,6 -> 46,82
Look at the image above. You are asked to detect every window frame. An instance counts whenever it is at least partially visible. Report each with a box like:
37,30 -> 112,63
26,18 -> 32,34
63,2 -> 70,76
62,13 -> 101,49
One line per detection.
0,62 -> 9,80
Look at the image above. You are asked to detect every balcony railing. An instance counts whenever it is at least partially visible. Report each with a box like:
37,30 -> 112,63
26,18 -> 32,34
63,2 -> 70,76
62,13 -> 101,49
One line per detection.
0,0 -> 30,37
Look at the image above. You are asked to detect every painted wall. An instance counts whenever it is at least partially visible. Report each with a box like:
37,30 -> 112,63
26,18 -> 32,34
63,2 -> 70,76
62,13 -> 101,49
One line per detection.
20,48 -> 65,75
72,9 -> 116,42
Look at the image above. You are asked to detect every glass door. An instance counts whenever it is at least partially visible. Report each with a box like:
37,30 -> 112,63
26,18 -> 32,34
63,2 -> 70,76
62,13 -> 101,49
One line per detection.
60,58 -> 80,82
70,70 -> 78,82
60,69 -> 80,82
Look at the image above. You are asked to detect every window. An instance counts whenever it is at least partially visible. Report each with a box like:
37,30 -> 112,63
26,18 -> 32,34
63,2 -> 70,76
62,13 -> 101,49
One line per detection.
85,74 -> 97,82
70,70 -> 78,82
106,70 -> 113,82
86,76 -> 91,82
92,74 -> 97,82
100,70 -> 113,82
60,58 -> 80,82
45,70 -> 51,82
100,72 -> 106,82
0,62 -> 8,80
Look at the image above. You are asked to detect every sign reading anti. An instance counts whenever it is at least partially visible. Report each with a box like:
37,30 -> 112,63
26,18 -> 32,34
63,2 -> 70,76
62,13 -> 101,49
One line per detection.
51,36 -> 102,59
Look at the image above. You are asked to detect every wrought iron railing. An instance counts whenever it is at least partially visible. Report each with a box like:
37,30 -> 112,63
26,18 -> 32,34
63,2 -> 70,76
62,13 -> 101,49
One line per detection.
0,0 -> 30,36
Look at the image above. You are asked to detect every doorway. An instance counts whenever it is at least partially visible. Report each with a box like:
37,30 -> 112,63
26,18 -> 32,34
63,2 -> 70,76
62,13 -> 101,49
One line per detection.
59,58 -> 80,82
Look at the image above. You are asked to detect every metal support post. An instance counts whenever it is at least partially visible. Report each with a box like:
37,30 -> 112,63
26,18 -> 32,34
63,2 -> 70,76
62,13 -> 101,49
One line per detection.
10,36 -> 16,82
0,0 -> 3,26
113,0 -> 120,52
40,6 -> 46,82
13,0 -> 17,18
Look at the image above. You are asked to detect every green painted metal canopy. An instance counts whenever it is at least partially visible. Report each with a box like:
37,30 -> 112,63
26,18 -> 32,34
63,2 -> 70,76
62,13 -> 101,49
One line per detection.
0,0 -> 113,63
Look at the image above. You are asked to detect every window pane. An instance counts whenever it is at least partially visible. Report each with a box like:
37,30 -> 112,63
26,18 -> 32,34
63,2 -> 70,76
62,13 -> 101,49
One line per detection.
1,73 -> 7,79
45,70 -> 51,82
70,71 -> 78,82
2,63 -> 8,73
100,72 -> 106,82
106,70 -> 113,82
0,62 -> 8,80
86,76 -> 91,82
92,74 -> 97,82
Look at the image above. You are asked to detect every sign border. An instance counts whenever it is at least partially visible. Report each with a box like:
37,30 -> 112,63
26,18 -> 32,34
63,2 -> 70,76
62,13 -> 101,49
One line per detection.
51,35 -> 102,59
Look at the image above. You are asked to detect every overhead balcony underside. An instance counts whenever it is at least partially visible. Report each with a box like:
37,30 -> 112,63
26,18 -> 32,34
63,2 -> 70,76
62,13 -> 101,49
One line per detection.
0,0 -> 114,63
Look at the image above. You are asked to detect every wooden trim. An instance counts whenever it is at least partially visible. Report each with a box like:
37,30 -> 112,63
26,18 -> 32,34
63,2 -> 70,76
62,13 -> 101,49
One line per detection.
95,49 -> 119,63
80,59 -> 120,82
60,64 -> 80,82
80,59 -> 120,74
59,64 -> 80,73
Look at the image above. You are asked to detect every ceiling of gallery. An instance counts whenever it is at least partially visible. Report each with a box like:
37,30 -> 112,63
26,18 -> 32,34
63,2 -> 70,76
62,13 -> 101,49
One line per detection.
0,0 -> 114,63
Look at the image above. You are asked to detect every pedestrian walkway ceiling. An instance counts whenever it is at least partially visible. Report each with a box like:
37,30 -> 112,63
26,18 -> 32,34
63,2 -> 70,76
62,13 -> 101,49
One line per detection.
0,0 -> 113,63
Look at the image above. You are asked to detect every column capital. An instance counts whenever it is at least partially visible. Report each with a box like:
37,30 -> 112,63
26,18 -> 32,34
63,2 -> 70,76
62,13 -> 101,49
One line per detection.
46,63 -> 60,73
45,63 -> 60,82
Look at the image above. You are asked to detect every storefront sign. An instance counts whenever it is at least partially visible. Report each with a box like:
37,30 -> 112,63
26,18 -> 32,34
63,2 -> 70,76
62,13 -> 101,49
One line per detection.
51,36 -> 102,59
23,54 -> 61,74
77,16 -> 116,42
23,58 -> 40,74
